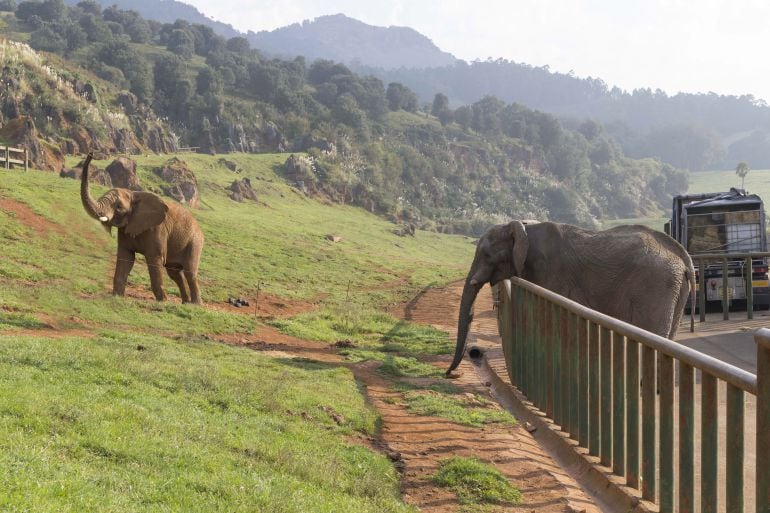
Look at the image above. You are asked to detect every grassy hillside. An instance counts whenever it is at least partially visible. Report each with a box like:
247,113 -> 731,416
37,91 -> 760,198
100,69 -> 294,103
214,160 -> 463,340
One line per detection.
0,154 -> 473,511
688,168 -> 770,198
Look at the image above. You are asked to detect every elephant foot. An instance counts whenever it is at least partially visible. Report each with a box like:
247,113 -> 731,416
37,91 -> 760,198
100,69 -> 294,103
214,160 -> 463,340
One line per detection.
445,370 -> 464,379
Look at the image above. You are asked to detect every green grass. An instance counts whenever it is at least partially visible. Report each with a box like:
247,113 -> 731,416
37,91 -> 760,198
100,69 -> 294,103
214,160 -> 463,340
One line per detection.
0,153 -> 471,334
0,153 -> 475,511
433,457 -> 522,507
689,167 -> 770,199
400,390 -> 515,427
0,332 -> 416,512
341,349 -> 444,378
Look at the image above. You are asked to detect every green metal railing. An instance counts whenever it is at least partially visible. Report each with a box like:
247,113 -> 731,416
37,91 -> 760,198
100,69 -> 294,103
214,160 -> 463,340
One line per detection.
497,277 -> 770,513
691,251 -> 770,321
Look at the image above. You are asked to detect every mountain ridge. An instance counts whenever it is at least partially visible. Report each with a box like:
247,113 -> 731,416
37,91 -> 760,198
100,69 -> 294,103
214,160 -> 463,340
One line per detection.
247,14 -> 458,70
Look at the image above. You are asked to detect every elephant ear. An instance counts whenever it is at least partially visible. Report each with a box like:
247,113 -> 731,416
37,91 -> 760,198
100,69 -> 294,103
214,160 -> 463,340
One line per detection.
125,192 -> 169,237
509,221 -> 529,276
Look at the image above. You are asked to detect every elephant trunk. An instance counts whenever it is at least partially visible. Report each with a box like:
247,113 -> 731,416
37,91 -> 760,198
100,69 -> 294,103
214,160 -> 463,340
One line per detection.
447,277 -> 483,376
80,153 -> 102,220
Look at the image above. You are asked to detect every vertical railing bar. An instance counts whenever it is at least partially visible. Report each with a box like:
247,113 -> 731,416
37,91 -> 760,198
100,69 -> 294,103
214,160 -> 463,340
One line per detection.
746,256 -> 754,320
679,362 -> 694,513
589,321 -> 600,457
578,315 -> 589,448
569,312 -> 580,439
525,292 -> 537,402
722,258 -> 730,321
543,296 -> 555,419
642,345 -> 656,502
701,372 -> 717,513
533,295 -> 542,410
553,303 -> 562,426
698,258 -> 706,323
600,325 -> 612,468
613,333 -> 625,477
626,338 -> 640,489
560,306 -> 570,430
659,354 -> 674,513
516,288 -> 523,390
757,331 -> 770,513
725,384 -> 744,513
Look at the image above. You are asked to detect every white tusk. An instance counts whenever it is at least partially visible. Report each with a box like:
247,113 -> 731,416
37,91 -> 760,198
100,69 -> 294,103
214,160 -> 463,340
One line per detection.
99,216 -> 109,222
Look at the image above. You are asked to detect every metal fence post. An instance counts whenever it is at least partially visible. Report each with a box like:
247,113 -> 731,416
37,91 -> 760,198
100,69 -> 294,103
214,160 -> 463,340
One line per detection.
756,329 -> 770,513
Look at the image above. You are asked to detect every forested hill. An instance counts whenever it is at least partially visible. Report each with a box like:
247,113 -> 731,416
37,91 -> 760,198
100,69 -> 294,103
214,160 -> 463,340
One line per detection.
359,60 -> 770,170
248,14 -> 458,70
57,2 -> 770,171
62,0 -> 241,38
0,0 -> 686,234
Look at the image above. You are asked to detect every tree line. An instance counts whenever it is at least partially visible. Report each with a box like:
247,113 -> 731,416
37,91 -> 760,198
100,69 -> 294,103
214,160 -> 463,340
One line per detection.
0,0 -> 687,233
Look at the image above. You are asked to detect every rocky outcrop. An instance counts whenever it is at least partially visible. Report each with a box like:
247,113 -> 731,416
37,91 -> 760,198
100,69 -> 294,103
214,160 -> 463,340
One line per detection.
106,157 -> 142,190
154,157 -> 200,208
0,116 -> 63,171
228,178 -> 258,202
60,159 -> 112,187
283,154 -> 316,192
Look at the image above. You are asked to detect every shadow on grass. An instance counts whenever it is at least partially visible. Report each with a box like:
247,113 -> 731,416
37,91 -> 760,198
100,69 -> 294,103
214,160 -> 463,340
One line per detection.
0,313 -> 49,330
276,357 -> 340,372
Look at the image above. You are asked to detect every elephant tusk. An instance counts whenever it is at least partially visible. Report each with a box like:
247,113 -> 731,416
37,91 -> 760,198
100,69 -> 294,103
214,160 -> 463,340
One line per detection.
99,216 -> 109,222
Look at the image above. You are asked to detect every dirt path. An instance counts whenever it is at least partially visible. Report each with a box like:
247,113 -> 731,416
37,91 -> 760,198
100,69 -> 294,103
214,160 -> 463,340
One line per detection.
217,282 -> 602,512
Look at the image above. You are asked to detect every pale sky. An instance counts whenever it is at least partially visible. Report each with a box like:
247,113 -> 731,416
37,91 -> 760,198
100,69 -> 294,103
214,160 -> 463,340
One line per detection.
187,0 -> 770,102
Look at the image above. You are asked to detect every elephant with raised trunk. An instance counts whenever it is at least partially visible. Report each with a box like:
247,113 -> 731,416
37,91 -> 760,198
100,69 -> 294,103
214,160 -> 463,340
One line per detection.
80,153 -> 204,304
448,221 -> 695,376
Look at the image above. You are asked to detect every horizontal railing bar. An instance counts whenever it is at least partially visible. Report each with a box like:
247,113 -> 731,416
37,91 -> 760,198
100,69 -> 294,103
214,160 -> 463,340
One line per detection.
502,279 -> 758,394
691,251 -> 770,260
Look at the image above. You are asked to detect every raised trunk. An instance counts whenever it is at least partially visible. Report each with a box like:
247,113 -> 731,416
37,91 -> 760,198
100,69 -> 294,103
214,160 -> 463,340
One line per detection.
446,278 -> 482,376
80,153 -> 100,219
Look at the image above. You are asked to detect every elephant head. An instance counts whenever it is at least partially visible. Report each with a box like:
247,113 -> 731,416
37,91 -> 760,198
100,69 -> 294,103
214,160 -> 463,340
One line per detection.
447,220 -> 529,376
80,153 -> 169,237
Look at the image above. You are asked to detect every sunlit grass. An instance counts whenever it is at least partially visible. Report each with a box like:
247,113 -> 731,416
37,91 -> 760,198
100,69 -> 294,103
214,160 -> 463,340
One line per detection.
433,457 -> 522,507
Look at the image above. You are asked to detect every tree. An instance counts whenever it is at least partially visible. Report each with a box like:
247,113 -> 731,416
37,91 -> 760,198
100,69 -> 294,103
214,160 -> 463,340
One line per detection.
735,161 -> 750,189
431,93 -> 452,126
167,29 -> 194,59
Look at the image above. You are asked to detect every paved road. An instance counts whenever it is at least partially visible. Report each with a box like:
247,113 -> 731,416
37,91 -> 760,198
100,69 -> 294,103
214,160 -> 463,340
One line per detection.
675,310 -> 770,373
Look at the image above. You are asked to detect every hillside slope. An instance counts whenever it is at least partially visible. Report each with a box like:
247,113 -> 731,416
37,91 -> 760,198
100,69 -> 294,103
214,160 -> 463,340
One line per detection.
0,152 -> 472,510
249,14 -> 458,69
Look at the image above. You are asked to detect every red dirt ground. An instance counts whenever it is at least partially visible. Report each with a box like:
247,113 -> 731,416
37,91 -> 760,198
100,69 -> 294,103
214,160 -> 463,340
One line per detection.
0,196 -> 65,237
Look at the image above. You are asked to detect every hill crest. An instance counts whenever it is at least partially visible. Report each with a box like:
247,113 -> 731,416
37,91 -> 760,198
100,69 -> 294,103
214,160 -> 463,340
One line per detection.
248,13 -> 458,69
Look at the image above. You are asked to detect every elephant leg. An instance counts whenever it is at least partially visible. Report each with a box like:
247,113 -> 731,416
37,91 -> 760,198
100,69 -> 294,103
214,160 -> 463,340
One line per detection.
185,270 -> 201,305
166,265 -> 190,303
113,247 -> 135,296
146,255 -> 167,301
184,244 -> 203,305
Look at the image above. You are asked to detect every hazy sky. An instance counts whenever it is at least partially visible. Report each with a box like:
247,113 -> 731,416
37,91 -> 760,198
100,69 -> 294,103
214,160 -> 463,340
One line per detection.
187,0 -> 770,102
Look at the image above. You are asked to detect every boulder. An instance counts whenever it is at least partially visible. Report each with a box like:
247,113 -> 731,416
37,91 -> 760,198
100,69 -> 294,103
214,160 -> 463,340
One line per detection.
60,159 -> 112,187
218,158 -> 239,172
154,157 -> 200,208
106,157 -> 142,190
228,178 -> 258,202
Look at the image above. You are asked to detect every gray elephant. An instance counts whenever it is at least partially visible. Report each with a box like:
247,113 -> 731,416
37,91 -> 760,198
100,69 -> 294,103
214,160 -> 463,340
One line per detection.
447,221 -> 695,376
80,153 -> 205,304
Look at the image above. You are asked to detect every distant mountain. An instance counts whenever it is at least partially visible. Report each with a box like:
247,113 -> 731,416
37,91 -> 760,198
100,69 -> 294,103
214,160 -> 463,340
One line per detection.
247,14 -> 458,69
63,0 -> 241,39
